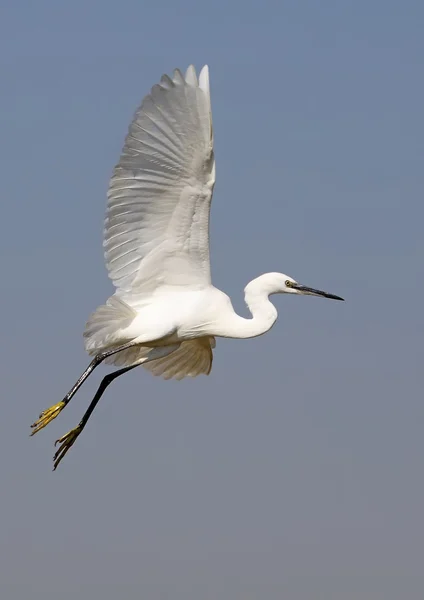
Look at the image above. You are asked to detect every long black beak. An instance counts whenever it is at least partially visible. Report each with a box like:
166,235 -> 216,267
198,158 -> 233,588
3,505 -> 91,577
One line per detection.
292,283 -> 344,301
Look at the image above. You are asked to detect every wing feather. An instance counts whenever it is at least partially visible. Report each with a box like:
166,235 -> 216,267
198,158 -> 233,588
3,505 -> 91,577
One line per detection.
104,65 -> 215,294
143,337 -> 215,380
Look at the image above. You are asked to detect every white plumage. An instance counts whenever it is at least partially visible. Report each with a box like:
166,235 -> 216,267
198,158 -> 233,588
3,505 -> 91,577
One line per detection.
82,63 -> 343,378
31,64 -> 343,469
104,65 -> 214,294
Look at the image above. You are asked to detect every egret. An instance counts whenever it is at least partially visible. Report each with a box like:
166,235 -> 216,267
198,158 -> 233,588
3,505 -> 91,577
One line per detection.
31,64 -> 344,469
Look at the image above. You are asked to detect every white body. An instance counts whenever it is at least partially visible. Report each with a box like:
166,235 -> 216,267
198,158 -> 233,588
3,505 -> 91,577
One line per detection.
83,65 -> 340,380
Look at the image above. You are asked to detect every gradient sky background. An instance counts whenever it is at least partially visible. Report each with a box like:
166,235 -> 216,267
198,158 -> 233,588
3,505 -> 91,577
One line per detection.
1,1 -> 423,598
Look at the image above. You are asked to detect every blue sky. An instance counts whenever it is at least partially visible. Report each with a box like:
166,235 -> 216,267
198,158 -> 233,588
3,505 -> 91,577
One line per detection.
1,1 -> 423,598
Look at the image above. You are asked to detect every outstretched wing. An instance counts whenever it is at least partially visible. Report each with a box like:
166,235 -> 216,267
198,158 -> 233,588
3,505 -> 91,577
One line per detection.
104,65 -> 215,294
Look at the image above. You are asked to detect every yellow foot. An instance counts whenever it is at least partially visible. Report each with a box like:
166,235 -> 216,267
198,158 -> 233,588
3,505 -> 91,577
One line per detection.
53,425 -> 83,470
30,401 -> 66,436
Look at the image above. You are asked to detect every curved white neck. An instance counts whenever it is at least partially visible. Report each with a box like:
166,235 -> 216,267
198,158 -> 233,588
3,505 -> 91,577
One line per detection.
217,276 -> 279,339
242,282 -> 278,338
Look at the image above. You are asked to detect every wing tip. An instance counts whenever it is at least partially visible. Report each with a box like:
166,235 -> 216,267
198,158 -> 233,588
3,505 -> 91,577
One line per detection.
185,64 -> 198,86
173,68 -> 185,85
198,65 -> 210,96
183,64 -> 210,88
164,64 -> 210,93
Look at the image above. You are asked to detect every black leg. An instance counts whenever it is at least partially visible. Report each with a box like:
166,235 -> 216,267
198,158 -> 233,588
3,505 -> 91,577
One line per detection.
62,342 -> 138,407
52,364 -> 138,470
30,341 -> 137,435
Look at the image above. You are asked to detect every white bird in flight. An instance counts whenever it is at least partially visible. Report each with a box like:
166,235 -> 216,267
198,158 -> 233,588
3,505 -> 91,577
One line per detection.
31,64 -> 344,469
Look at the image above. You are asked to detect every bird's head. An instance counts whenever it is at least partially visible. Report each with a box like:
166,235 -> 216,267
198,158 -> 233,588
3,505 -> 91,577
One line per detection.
278,273 -> 344,301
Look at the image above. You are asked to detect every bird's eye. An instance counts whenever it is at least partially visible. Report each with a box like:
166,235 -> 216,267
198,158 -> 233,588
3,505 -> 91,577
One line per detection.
285,280 -> 292,287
